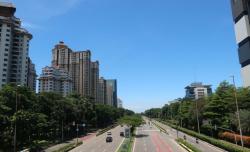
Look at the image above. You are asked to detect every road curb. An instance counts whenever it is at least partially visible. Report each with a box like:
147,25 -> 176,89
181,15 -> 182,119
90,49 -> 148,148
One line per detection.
178,143 -> 193,152
151,121 -> 169,135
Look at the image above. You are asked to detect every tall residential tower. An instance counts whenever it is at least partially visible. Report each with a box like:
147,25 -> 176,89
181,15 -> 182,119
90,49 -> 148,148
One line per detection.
0,2 -> 35,89
51,41 -> 91,96
231,0 -> 250,87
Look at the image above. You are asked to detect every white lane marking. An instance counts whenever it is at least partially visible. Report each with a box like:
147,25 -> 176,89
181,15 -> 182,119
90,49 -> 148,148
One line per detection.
115,137 -> 125,152
132,128 -> 137,152
142,130 -> 160,132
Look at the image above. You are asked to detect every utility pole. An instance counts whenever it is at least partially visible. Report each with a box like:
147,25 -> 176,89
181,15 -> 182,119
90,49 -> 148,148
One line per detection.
231,76 -> 244,147
14,85 -> 20,152
14,90 -> 18,152
195,99 -> 200,134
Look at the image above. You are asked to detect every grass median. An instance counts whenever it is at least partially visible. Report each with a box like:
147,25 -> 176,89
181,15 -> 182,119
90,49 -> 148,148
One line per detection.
117,137 -> 134,152
176,138 -> 202,152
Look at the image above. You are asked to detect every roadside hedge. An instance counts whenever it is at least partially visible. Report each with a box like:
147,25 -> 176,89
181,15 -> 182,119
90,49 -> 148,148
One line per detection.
219,132 -> 250,146
159,120 -> 250,152
96,124 -> 118,136
176,138 -> 202,152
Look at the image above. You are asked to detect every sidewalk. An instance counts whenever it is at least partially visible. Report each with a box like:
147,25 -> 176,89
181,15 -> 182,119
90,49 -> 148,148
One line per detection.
45,133 -> 96,152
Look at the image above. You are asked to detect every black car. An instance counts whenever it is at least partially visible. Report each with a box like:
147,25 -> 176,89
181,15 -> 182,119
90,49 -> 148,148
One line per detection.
120,132 -> 124,137
106,136 -> 113,142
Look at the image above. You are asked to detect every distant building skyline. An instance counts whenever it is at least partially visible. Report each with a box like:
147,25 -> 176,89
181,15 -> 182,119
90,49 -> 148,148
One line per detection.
51,41 -> 92,97
38,41 -> 118,107
1,0 -> 240,112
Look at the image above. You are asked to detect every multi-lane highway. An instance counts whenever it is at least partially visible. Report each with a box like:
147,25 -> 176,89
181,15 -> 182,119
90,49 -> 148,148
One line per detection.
70,126 -> 125,152
133,121 -> 186,152
70,118 -> 227,152
152,119 -> 227,152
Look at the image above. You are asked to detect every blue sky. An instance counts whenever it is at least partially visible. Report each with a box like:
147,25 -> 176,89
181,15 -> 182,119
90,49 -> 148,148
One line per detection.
3,0 -> 241,112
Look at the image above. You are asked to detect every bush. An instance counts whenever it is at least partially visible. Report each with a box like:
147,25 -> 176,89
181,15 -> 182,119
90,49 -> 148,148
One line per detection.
96,124 -> 118,136
30,140 -> 49,152
176,138 -> 202,152
219,132 -> 250,147
159,120 -> 250,152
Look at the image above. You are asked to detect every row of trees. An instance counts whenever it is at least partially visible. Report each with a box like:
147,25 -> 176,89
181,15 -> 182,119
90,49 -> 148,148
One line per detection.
0,84 -> 134,151
144,81 -> 250,144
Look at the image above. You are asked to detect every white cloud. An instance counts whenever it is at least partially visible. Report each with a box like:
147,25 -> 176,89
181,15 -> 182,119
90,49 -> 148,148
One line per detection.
13,0 -> 82,21
22,21 -> 42,30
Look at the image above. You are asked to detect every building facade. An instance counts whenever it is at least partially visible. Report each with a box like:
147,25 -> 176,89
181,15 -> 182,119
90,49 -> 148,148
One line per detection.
97,77 -> 106,104
185,82 -> 212,100
106,79 -> 117,107
38,66 -> 72,97
231,0 -> 250,87
91,61 -> 99,101
0,2 -> 34,89
117,98 -> 123,108
51,41 -> 91,96
27,57 -> 37,91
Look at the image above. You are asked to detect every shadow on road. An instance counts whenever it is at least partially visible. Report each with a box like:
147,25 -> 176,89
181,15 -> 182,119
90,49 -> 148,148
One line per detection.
135,134 -> 149,138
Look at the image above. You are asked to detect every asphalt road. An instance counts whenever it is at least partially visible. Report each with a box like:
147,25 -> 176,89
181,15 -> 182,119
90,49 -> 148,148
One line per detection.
70,125 -> 125,152
133,120 -> 186,152
152,119 -> 227,152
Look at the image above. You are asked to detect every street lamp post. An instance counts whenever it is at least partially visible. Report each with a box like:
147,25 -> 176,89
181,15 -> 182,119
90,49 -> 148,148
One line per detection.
14,85 -> 20,152
231,76 -> 244,147
195,99 -> 200,134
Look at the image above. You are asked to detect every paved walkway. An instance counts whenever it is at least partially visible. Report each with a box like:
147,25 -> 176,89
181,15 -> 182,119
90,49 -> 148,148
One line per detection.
45,133 -> 96,152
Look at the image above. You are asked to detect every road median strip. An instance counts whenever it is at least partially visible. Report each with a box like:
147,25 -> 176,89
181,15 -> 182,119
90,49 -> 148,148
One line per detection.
117,136 -> 135,152
151,121 -> 168,135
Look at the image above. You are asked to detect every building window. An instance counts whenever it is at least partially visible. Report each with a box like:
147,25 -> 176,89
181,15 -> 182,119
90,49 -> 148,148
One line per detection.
5,44 -> 9,46
6,34 -> 10,37
4,53 -> 8,56
3,69 -> 7,71
6,29 -> 10,32
3,64 -> 7,67
7,24 -> 11,27
4,58 -> 7,61
2,79 -> 6,82
6,39 -> 9,41
5,48 -> 8,52
2,74 -> 6,77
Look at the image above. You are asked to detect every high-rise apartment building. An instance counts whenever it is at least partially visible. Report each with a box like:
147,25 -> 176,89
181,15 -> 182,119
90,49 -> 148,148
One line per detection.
27,57 -> 37,91
51,41 -> 91,96
106,79 -> 118,107
0,2 -> 34,89
117,98 -> 123,108
231,0 -> 250,87
185,82 -> 212,100
91,61 -> 99,101
38,66 -> 72,97
97,77 -> 106,104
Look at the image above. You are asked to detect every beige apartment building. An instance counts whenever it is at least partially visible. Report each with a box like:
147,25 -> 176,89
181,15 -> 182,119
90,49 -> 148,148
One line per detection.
38,66 -> 72,97
51,41 -> 92,97
0,2 -> 35,89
